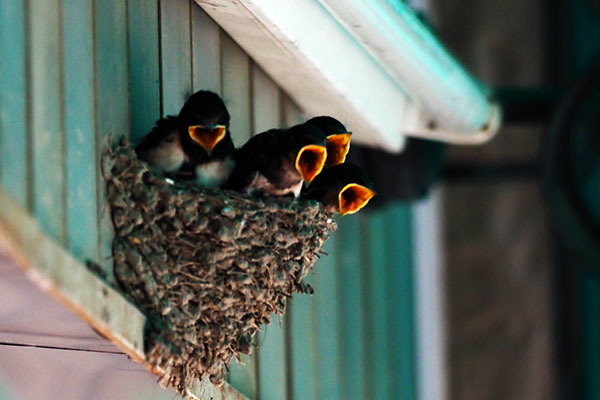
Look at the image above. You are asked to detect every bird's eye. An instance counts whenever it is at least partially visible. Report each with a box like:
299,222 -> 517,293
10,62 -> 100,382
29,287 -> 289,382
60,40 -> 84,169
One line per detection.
163,136 -> 175,144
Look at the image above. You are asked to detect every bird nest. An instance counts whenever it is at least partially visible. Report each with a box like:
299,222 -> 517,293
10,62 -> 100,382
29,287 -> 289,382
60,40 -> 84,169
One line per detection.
101,142 -> 336,394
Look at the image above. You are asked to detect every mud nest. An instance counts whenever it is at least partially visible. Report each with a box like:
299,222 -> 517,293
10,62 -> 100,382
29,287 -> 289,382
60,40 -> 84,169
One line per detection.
101,142 -> 336,393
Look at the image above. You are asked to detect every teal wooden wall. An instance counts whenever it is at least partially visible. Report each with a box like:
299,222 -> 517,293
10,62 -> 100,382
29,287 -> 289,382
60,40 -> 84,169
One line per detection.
0,1 -> 417,399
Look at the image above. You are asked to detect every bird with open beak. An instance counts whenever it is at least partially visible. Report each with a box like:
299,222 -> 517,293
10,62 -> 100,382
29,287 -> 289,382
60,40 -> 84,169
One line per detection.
178,90 -> 235,188
305,116 -> 352,168
301,163 -> 376,215
224,123 -> 328,197
135,90 -> 235,187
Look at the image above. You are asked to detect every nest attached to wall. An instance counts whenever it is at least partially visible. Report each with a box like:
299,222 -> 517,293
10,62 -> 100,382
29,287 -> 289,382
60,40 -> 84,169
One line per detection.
101,142 -> 336,393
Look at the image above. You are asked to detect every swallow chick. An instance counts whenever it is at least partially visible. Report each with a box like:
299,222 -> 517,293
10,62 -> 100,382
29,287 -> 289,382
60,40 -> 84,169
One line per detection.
224,123 -> 328,197
136,116 -> 187,173
302,163 -> 376,215
179,90 -> 235,188
305,116 -> 352,167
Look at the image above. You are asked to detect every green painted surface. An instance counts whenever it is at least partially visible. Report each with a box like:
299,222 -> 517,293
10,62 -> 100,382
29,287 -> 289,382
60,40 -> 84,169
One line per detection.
0,0 -> 28,208
336,215 -> 367,400
94,0 -> 129,279
312,231 -> 342,400
160,0 -> 192,116
288,275 -> 318,400
362,210 -> 392,400
221,34 -> 251,146
257,317 -> 288,400
127,0 -> 160,144
191,5 -> 221,94
385,203 -> 417,400
229,351 -> 258,400
62,0 -> 98,262
29,0 -> 65,244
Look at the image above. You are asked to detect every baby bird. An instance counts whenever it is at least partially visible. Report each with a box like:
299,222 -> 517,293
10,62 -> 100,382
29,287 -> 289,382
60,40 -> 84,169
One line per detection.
302,163 -> 376,215
135,90 -> 235,187
179,90 -> 235,187
135,116 -> 186,173
224,123 -> 328,197
305,116 -> 352,167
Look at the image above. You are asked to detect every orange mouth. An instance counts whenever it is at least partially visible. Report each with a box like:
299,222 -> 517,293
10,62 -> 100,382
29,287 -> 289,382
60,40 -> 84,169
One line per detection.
188,125 -> 227,154
338,183 -> 375,215
295,144 -> 327,184
326,133 -> 351,167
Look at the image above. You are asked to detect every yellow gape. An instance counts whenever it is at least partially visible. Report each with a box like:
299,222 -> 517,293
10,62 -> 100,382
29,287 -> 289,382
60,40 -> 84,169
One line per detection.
338,183 -> 376,215
326,133 -> 352,167
188,125 -> 227,155
295,144 -> 327,184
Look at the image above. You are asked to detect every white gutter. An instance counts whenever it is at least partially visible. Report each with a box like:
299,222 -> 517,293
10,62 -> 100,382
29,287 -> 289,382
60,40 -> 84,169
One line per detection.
319,0 -> 500,144
195,0 -> 500,151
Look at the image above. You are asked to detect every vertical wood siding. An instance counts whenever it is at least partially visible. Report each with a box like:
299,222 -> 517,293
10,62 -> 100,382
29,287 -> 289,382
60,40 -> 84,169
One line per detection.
63,0 -> 98,262
0,0 -> 28,207
0,1 -> 418,399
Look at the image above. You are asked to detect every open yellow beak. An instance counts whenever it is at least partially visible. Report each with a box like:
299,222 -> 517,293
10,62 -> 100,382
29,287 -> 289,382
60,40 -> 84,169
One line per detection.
326,133 -> 351,167
295,144 -> 327,184
188,125 -> 227,154
338,183 -> 376,215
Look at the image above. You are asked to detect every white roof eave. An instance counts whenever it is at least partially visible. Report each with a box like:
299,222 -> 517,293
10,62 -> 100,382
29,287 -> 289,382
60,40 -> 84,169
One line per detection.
195,0 -> 501,153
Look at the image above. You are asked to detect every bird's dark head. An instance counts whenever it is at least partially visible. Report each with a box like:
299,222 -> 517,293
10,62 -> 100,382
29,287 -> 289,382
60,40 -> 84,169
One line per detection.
305,116 -> 352,167
303,163 -> 375,215
286,124 -> 328,184
179,90 -> 231,155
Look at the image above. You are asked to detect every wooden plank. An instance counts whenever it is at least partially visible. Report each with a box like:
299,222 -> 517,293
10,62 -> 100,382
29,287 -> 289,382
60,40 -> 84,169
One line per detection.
256,318 -> 287,400
362,210 -> 391,400
127,0 -> 160,144
160,0 -> 192,116
311,230 -> 342,400
281,96 -> 304,128
0,345 -> 186,400
228,353 -> 258,400
0,189 -> 246,400
253,67 -> 288,400
191,4 -> 221,93
0,254 -> 121,353
226,60 -> 266,400
29,0 -> 65,244
287,279 -> 317,400
221,33 -> 251,147
94,0 -> 129,281
282,95 -> 316,400
62,0 -> 98,263
385,203 -> 417,400
336,214 -> 367,400
251,65 -> 280,133
0,0 -> 28,207
0,190 -> 146,360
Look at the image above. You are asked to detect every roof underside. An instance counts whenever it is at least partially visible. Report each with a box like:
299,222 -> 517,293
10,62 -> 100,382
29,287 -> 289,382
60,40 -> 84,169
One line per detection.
195,0 -> 501,152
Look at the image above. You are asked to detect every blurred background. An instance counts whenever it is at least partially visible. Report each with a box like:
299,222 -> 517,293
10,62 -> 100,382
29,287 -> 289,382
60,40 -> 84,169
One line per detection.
414,0 -> 600,399
1,0 -> 599,399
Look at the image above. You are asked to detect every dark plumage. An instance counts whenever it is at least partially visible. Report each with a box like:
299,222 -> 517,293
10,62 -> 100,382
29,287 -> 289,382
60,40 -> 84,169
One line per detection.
136,90 -> 235,187
302,163 -> 375,215
136,116 -> 187,173
305,116 -> 352,167
224,123 -> 328,197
